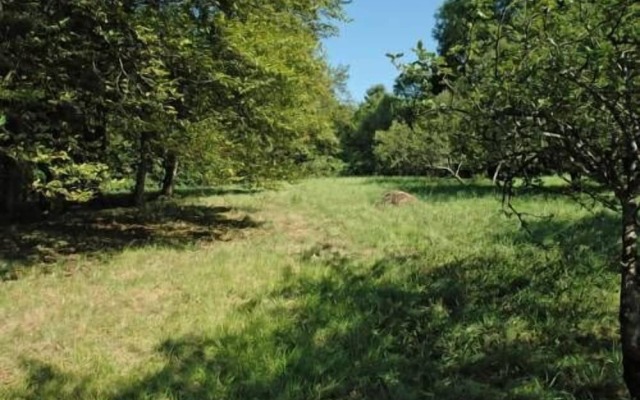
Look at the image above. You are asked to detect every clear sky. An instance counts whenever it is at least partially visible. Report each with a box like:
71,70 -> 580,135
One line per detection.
323,0 -> 445,102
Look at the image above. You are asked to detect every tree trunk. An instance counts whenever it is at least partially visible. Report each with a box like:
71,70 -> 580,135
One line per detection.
160,151 -> 178,197
0,155 -> 31,215
569,171 -> 582,190
133,132 -> 151,207
492,162 -> 503,185
620,197 -> 640,399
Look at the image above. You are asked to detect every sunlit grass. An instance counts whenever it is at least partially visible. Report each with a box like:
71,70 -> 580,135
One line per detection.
0,177 -> 626,399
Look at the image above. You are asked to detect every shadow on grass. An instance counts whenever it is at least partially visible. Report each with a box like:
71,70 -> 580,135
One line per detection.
0,202 -> 261,280
364,176 -> 609,204
366,176 -> 501,201
111,255 -> 620,399
14,360 -> 92,400
74,186 -> 263,211
500,210 -> 621,274
10,212 -> 626,399
173,186 -> 263,199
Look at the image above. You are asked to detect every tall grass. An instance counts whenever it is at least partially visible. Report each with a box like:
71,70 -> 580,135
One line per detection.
0,177 -> 626,399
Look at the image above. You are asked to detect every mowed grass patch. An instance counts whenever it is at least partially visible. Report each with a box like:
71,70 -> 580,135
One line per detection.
0,177 -> 626,399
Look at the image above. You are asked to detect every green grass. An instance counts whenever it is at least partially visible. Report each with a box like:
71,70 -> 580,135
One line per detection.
0,177 -> 627,399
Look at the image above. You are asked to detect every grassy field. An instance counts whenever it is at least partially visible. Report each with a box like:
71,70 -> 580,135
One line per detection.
0,177 -> 627,399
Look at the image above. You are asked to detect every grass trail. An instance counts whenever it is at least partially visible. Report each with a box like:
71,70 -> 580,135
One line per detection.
0,177 -> 626,399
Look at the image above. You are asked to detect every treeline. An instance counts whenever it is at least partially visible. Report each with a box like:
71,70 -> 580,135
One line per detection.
339,47 -> 486,179
340,0 -> 638,186
0,0 -> 347,213
339,80 -> 464,178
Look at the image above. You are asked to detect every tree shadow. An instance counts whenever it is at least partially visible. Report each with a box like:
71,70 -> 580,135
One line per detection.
364,176 -> 608,204
173,186 -> 263,199
365,176 -> 500,201
11,245 -> 624,399
501,210 -> 621,273
0,186 -> 264,221
6,211 -> 626,399
0,202 -> 262,280
74,186 -> 263,211
12,360 -> 93,400
101,245 -> 621,399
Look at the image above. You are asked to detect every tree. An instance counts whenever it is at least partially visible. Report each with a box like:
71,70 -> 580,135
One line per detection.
431,0 -> 640,396
0,0 -> 122,212
374,121 -> 449,176
129,0 -> 349,197
341,85 -> 397,174
385,43 -> 477,180
433,0 -> 475,71
373,88 -> 468,178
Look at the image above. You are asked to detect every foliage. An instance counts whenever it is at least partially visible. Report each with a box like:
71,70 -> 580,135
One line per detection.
340,85 -> 397,174
362,45 -> 470,178
0,1 -> 122,208
374,121 -> 449,176
0,0 -> 348,210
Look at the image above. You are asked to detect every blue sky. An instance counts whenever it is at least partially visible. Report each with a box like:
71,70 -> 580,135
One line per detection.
323,0 -> 445,102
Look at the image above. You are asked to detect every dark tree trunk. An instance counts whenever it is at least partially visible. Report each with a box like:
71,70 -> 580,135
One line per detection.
160,151 -> 178,197
569,171 -> 581,182
133,132 -> 151,207
569,171 -> 582,190
97,105 -> 108,153
620,197 -> 640,399
36,163 -> 64,215
0,156 -> 31,215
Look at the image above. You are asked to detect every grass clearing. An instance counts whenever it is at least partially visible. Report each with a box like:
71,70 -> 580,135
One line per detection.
0,177 -> 627,399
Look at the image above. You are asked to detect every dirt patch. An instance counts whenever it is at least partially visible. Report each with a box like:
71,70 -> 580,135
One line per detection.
0,362 -> 18,386
274,213 -> 313,243
126,285 -> 179,313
